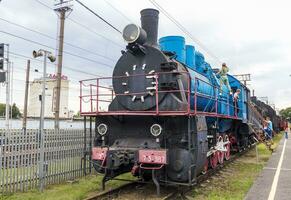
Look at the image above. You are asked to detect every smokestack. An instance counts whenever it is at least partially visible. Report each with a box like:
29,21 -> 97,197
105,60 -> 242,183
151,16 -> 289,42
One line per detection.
140,8 -> 159,47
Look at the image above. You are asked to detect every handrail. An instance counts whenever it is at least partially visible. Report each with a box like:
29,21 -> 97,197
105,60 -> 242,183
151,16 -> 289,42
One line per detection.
79,72 -> 240,119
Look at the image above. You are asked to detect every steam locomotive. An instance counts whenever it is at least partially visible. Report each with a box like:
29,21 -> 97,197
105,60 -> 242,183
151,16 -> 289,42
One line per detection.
83,8 -> 271,192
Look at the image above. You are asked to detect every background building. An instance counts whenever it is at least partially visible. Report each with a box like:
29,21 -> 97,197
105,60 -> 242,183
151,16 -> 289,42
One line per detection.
28,75 -> 69,118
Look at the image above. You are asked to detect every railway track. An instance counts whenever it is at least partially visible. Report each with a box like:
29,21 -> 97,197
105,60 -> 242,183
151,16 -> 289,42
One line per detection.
85,146 -> 255,200
84,181 -> 144,200
163,146 -> 254,200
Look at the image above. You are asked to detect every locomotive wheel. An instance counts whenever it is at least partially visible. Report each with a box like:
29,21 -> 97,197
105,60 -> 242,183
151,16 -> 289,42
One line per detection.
217,150 -> 224,164
210,152 -> 218,169
224,143 -> 231,160
202,158 -> 209,174
224,135 -> 231,160
217,136 -> 224,164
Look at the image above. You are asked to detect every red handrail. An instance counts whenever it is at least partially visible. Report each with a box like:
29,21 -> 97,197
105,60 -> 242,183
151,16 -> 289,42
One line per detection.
79,72 -> 240,119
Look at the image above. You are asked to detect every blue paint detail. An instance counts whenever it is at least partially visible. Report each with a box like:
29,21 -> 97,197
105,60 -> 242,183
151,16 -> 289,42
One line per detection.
195,51 -> 205,72
188,68 -> 216,112
227,74 -> 249,120
159,36 -> 186,64
185,45 -> 195,70
158,35 -> 249,126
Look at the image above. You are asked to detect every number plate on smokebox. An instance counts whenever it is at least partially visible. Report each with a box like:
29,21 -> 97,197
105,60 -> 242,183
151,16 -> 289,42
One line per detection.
138,149 -> 167,164
92,147 -> 107,160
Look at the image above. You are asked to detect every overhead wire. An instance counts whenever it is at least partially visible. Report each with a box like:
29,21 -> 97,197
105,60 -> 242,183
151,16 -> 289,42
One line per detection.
29,0 -> 128,83
0,17 -> 117,62
36,0 -> 222,66
75,0 -> 122,34
148,0 -> 222,65
34,0 -> 52,10
0,30 -> 114,68
4,0 -> 125,106
8,51 -> 109,78
33,0 -> 124,48
67,18 -> 124,48
103,0 -> 133,24
32,0 -> 125,73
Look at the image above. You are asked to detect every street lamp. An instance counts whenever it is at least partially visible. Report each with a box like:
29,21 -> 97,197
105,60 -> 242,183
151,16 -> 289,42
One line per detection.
32,49 -> 55,192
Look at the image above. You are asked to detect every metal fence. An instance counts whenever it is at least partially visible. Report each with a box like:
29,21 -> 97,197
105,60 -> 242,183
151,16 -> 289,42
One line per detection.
0,128 -> 93,193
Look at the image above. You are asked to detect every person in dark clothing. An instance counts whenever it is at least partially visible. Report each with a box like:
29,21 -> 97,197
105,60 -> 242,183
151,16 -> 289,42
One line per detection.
233,89 -> 241,116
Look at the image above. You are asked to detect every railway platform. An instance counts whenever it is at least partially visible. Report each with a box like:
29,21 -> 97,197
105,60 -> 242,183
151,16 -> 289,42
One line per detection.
245,131 -> 290,200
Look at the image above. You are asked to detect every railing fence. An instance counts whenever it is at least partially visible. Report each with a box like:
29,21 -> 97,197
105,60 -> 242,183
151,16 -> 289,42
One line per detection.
0,128 -> 93,193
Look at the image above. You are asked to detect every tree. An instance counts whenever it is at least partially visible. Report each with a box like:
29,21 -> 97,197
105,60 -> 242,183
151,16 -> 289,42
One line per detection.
73,111 -> 81,118
0,103 -> 5,117
0,103 -> 22,118
279,107 -> 291,122
11,103 -> 21,118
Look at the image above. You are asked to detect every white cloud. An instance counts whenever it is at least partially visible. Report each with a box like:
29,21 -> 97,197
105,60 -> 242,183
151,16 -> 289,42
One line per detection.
0,0 -> 290,112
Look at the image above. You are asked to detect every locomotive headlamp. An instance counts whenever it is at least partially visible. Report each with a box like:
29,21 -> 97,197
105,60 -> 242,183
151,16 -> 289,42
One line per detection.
122,24 -> 147,44
150,124 -> 162,137
97,123 -> 108,136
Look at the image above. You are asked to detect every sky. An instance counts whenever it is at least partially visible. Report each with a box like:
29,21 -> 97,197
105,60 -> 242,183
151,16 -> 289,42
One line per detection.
0,0 -> 290,113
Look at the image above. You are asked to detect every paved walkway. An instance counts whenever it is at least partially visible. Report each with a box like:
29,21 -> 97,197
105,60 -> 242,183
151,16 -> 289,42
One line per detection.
245,132 -> 291,200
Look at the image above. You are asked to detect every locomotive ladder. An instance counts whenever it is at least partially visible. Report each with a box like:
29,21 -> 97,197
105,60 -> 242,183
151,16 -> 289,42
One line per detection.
249,103 -> 274,151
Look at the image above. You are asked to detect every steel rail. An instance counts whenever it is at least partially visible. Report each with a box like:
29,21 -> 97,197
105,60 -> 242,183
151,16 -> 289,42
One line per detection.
84,181 -> 144,200
162,146 -> 254,200
84,145 -> 255,200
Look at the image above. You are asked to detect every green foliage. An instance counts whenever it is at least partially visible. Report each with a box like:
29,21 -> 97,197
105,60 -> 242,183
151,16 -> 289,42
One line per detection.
11,103 -> 21,118
1,173 -> 134,200
0,135 -> 283,200
192,133 -> 282,200
0,103 -> 5,117
280,107 -> 291,121
73,111 -> 81,118
0,103 -> 22,118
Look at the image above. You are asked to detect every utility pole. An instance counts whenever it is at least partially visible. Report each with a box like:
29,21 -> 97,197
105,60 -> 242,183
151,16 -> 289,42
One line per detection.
32,49 -> 55,192
5,44 -> 10,130
22,60 -> 30,132
10,62 -> 13,119
39,51 -> 48,192
54,0 -> 72,130
0,44 -> 5,102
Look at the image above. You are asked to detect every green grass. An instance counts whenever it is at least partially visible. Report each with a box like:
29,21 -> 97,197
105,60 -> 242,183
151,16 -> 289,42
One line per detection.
193,162 -> 263,200
0,173 -> 134,200
191,133 -> 283,200
1,133 -> 283,200
0,157 -> 83,187
256,133 -> 283,162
